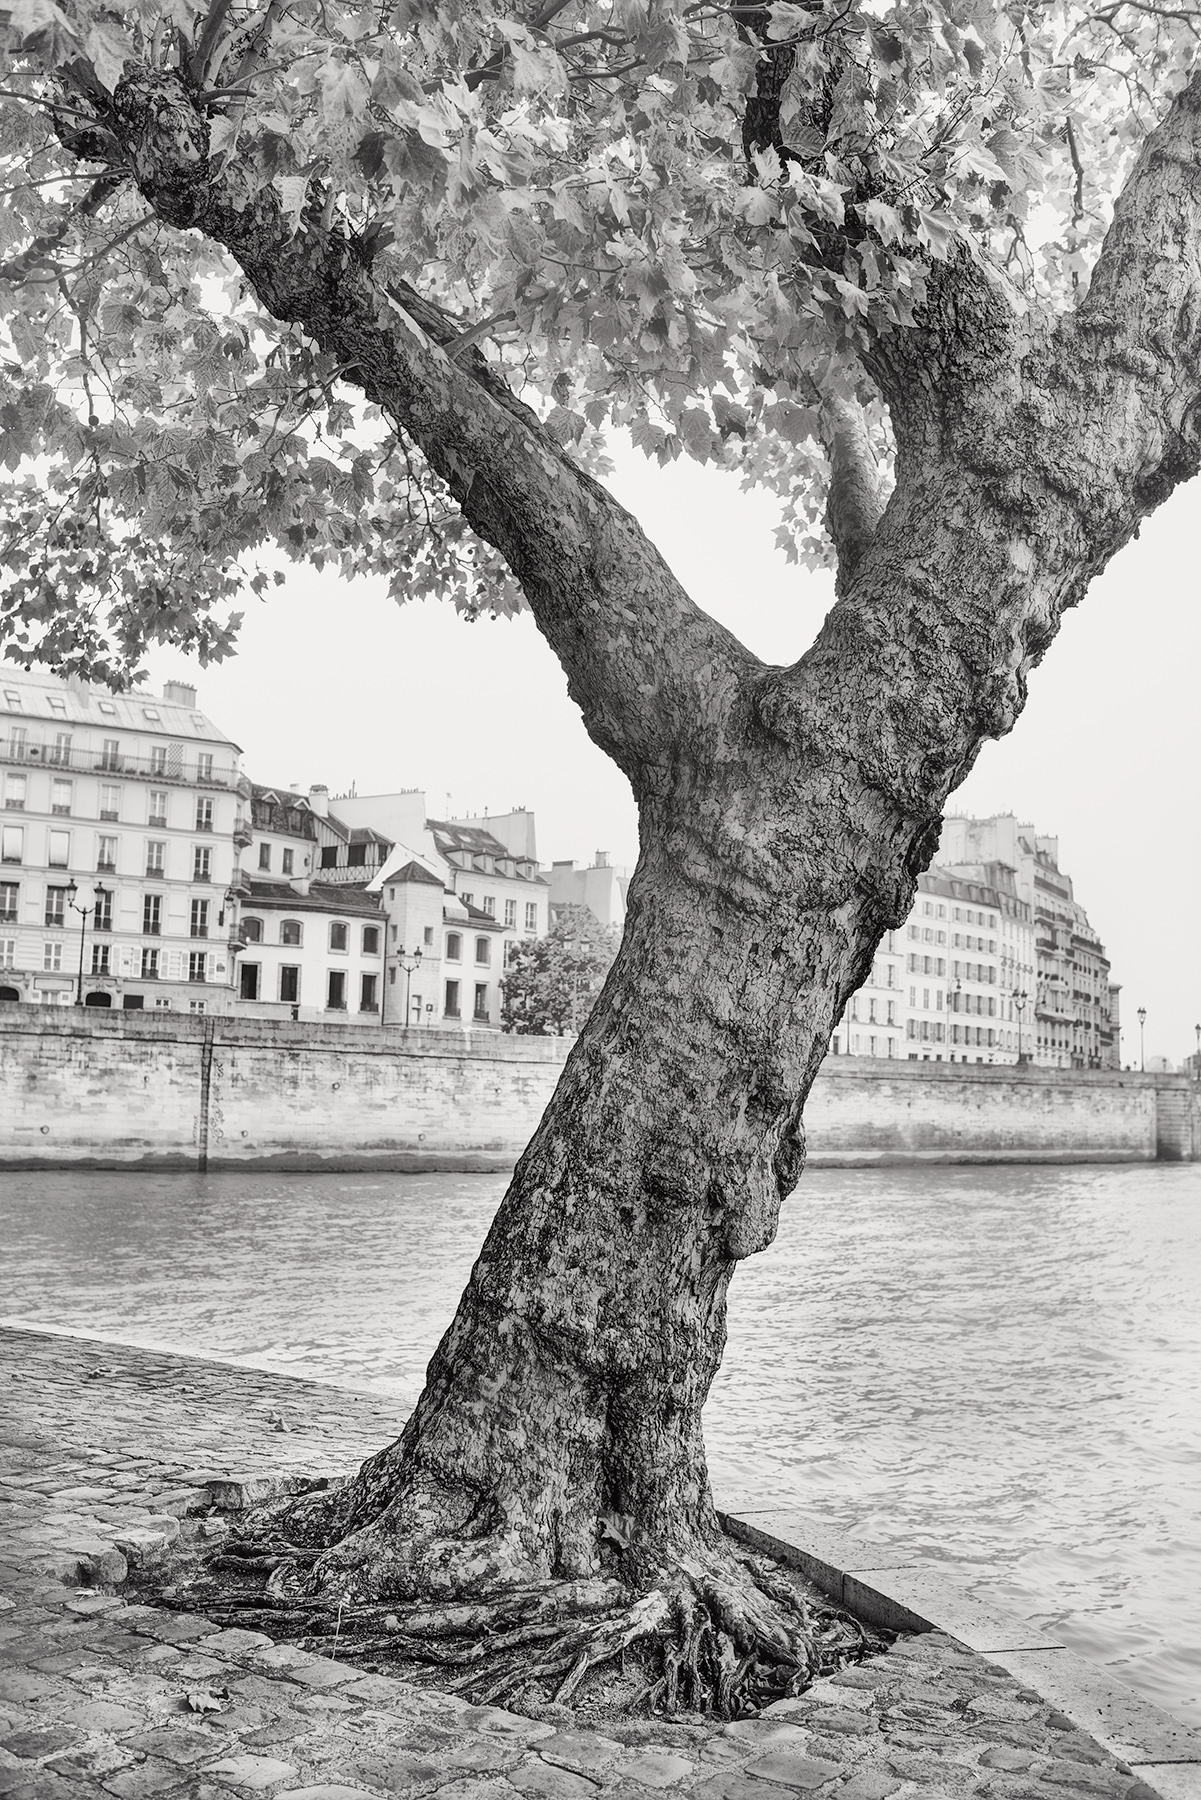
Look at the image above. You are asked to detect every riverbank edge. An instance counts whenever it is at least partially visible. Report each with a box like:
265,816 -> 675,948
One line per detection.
2,1325 -> 1198,1799
0,1146 -> 1155,1173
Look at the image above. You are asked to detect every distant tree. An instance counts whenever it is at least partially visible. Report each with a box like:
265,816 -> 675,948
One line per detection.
3,0 -> 1201,1711
501,905 -> 618,1035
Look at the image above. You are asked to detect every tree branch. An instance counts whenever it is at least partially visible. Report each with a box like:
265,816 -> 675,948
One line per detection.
69,64 -> 756,783
819,392 -> 887,596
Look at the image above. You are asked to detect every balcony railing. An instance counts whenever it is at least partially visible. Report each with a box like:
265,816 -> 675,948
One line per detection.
1,737 -> 237,787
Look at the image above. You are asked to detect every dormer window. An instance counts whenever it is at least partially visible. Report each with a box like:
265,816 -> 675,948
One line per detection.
142,708 -> 161,721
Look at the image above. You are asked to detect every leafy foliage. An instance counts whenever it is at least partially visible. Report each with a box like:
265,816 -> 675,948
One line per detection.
501,903 -> 619,1033
0,0 -> 1198,674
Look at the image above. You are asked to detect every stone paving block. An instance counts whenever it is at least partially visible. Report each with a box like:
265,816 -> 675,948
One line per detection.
196,1633 -> 273,1659
742,1747 -> 843,1790
274,1789 -> 381,1799
134,1617 -> 215,1648
837,1774 -> 906,1800
129,1730 -> 222,1767
100,1755 -> 196,1797
202,1755 -> 300,1791
617,1748 -> 698,1787
0,1721 -> 81,1758
509,1764 -> 601,1798
534,1729 -> 623,1772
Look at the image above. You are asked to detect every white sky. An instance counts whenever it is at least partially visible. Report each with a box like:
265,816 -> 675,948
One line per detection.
148,437 -> 1201,1065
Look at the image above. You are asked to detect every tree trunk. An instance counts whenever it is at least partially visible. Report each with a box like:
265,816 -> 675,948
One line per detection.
290,764 -> 877,1604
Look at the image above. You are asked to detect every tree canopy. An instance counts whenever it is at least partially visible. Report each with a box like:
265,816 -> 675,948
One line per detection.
0,0 -> 1195,680
501,903 -> 618,1033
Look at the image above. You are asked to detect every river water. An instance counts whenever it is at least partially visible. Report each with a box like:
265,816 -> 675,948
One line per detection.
2,1163 -> 1198,1729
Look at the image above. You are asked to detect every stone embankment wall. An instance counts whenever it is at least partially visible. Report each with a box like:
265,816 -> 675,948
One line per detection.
0,1009 -> 1196,1171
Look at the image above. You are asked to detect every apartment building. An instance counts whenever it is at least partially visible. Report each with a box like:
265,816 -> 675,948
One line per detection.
940,814 -> 1118,1069
231,783 -> 387,1022
0,671 -> 242,1012
330,793 -> 550,1028
831,930 -> 905,1059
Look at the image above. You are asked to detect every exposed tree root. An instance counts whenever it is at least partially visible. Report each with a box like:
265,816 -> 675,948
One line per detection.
147,1514 -> 892,1722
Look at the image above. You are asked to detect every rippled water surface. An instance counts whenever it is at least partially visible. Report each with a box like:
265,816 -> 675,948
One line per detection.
2,1163 -> 1198,1728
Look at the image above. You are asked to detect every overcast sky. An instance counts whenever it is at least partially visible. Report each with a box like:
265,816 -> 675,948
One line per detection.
149,437 -> 1201,1065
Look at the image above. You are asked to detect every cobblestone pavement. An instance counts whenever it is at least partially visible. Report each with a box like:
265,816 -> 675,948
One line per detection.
0,1325 -> 1169,1800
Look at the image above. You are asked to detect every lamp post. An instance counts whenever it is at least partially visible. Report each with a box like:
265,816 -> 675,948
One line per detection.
398,944 -> 422,1026
1194,1022 -> 1200,1079
65,879 -> 108,1006
1011,988 -> 1029,1065
1137,1006 -> 1147,1073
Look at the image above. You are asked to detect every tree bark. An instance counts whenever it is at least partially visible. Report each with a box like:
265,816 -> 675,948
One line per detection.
44,57 -> 1201,1629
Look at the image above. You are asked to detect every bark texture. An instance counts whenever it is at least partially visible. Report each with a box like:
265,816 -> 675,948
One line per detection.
53,61 -> 1201,1635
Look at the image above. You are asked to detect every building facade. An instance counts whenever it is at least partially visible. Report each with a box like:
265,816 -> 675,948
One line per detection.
331,795 -> 551,1029
0,671 -> 243,1012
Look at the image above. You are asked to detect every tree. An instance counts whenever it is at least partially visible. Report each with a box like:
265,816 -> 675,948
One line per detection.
3,0 -> 1201,1710
501,905 -> 618,1034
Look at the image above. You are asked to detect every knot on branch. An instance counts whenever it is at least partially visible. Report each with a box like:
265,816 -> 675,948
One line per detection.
113,66 -> 210,223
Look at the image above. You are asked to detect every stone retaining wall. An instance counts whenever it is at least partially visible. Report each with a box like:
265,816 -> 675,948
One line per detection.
0,1008 -> 1195,1170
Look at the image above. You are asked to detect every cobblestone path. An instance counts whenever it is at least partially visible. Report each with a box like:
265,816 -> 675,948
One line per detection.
0,1325 -> 1169,1799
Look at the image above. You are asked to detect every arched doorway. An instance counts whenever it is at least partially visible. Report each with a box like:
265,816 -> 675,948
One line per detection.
0,986 -> 19,1003
84,991 -> 112,1008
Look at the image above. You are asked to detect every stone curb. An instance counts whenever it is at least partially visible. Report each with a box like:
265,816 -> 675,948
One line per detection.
721,1506 -> 1201,1800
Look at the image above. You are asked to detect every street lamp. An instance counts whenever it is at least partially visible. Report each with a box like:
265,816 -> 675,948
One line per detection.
1011,988 -> 1029,1065
65,879 -> 108,1006
1194,1022 -> 1200,1079
397,944 -> 422,1026
1137,1006 -> 1147,1073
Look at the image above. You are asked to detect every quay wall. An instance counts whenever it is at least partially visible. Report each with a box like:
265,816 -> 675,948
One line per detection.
0,1009 -> 1195,1170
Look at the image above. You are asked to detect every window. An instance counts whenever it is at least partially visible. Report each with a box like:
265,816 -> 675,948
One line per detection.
195,797 -> 213,832
190,899 -> 209,939
320,845 -> 338,868
475,937 -> 491,966
97,836 -> 117,873
360,972 -> 378,1012
281,849 -> 293,876
188,999 -> 207,1014
48,732 -> 72,766
51,779 -> 72,814
281,919 -> 302,946
474,983 -> 488,1020
362,925 -> 380,956
347,843 -> 367,866
193,846 -> 211,882
444,978 -> 460,1018
1,825 -> 22,864
327,970 -> 347,1010
142,894 -> 162,935
504,899 -> 517,927
43,940 -> 63,970
97,700 -> 116,716
329,922 -> 348,952
279,965 -> 300,1003
390,924 -> 398,943
142,708 -> 161,723
148,790 -> 168,827
2,689 -> 20,708
482,895 -> 495,916
525,903 -> 537,930
0,938 -> 14,969
197,752 -> 213,780
91,943 -> 110,976
239,963 -> 260,1001
100,784 -> 120,821
150,745 -> 167,774
446,933 -> 462,961
146,840 -> 165,875
8,727 -> 26,760
241,916 -> 263,943
94,888 -> 112,932
3,775 -> 24,810
48,830 -> 69,868
0,882 -> 16,923
188,951 -> 207,983
423,925 -> 433,946
258,842 -> 271,871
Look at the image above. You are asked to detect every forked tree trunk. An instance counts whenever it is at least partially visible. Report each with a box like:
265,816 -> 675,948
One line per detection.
48,62 -> 1201,1621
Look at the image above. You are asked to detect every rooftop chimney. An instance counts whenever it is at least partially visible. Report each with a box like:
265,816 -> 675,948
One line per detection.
594,849 -> 610,868
308,784 -> 329,818
163,681 -> 198,709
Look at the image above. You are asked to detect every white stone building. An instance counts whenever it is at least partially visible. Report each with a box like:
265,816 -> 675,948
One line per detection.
0,671 -> 243,1012
330,794 -> 550,1028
